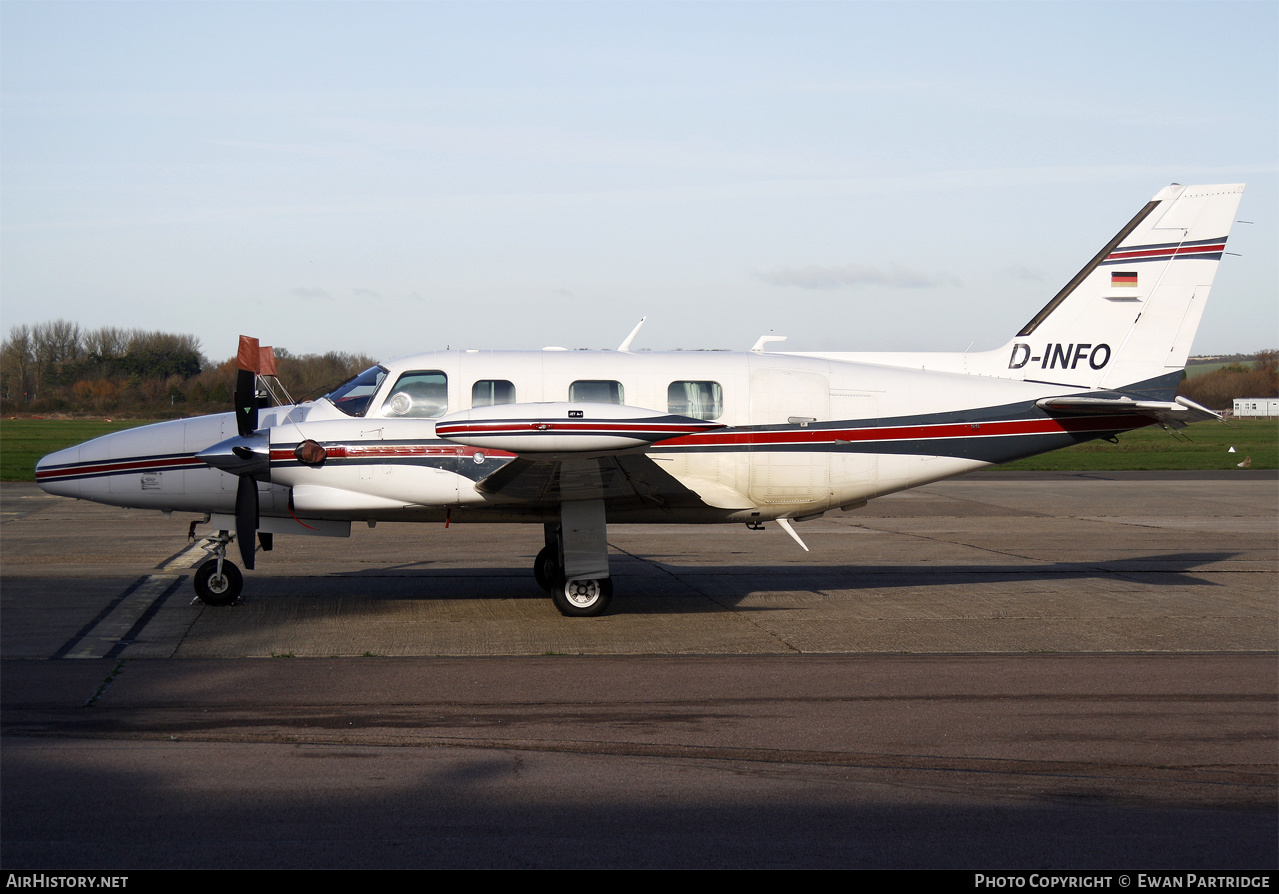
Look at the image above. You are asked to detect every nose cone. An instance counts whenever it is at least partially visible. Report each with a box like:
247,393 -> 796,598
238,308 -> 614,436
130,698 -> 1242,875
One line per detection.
35,444 -> 83,499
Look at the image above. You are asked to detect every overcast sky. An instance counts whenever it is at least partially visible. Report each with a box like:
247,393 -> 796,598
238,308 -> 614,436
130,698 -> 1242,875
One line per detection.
2,1 -> 1275,364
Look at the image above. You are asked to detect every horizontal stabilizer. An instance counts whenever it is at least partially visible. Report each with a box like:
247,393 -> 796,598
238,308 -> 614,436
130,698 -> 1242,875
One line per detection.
1036,394 -> 1222,427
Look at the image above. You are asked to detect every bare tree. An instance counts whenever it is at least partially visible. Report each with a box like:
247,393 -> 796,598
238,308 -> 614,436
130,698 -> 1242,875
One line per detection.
0,324 -> 34,404
31,319 -> 83,393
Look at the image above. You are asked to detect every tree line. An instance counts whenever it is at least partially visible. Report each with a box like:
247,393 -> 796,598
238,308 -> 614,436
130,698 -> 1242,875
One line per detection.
1177,351 -> 1278,410
1,319 -> 1273,417
1,321 -> 374,416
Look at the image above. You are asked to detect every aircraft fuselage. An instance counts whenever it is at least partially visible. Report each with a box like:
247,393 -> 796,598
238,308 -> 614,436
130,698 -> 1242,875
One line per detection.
36,348 -> 1151,526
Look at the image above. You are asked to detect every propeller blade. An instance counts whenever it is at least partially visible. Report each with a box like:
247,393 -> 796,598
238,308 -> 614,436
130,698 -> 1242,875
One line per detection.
234,335 -> 263,438
235,474 -> 258,570
234,368 -> 258,438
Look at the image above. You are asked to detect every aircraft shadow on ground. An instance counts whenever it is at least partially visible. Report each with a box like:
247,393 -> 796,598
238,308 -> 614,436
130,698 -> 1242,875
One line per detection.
296,550 -> 1239,610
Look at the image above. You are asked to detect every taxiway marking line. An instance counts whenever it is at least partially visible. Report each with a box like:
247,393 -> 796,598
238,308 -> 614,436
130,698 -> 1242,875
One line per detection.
61,574 -> 181,659
159,543 -> 205,571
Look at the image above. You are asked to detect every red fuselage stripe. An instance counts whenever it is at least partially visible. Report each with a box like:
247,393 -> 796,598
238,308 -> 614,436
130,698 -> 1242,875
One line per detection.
660,414 -> 1141,448
35,455 -> 202,481
271,414 -> 1146,461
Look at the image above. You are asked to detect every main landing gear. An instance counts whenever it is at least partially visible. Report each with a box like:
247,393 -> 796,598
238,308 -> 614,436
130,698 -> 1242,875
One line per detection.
192,529 -> 244,606
534,543 -> 614,617
535,499 -> 614,617
187,502 -> 618,616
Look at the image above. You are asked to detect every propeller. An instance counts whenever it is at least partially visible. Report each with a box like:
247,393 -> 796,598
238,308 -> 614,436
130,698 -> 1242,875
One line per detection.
234,334 -> 267,437
235,474 -> 259,569
197,335 -> 276,570
235,367 -> 258,438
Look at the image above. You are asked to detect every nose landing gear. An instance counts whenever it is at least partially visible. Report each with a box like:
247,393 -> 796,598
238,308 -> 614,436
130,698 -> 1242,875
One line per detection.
192,529 -> 244,606
194,557 -> 243,606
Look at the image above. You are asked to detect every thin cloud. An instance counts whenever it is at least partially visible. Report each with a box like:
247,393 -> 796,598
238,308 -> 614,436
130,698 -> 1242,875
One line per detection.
1005,265 -> 1046,282
290,286 -> 333,300
755,263 -> 957,290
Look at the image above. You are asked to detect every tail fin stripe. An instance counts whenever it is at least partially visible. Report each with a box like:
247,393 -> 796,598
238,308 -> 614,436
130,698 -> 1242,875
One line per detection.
1101,241 -> 1227,264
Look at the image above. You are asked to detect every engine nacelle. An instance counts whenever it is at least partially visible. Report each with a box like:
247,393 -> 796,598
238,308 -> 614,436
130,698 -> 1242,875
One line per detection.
434,402 -> 722,455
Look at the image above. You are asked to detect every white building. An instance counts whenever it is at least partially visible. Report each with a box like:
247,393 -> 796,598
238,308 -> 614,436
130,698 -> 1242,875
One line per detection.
1232,398 -> 1279,417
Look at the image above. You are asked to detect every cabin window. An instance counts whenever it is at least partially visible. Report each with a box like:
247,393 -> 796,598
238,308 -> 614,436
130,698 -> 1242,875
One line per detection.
326,365 -> 387,417
381,370 -> 448,418
569,380 -> 624,404
472,379 -> 516,407
668,381 -> 723,420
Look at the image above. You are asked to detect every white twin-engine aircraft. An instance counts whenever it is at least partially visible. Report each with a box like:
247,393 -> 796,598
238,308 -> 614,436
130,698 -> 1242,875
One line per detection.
36,183 -> 1245,616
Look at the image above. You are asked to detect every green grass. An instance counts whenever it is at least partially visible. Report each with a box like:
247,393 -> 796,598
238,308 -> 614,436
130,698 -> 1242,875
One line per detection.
2,416 -> 1276,482
992,418 -> 1278,471
1,419 -> 153,481
1183,361 -> 1246,378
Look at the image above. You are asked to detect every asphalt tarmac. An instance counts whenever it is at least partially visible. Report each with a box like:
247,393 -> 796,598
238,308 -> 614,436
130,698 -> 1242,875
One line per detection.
1,473 -> 1275,869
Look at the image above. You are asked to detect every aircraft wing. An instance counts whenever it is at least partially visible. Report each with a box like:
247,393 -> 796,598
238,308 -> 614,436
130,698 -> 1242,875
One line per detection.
436,401 -> 739,513
1035,395 -> 1222,428
473,453 -> 719,513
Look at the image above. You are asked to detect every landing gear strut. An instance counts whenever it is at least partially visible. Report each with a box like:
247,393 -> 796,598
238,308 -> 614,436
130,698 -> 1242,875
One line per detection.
192,529 -> 243,606
536,501 -> 613,617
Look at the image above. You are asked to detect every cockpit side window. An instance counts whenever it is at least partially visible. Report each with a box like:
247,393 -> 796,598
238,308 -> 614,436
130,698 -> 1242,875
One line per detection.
325,366 -> 387,417
381,370 -> 449,418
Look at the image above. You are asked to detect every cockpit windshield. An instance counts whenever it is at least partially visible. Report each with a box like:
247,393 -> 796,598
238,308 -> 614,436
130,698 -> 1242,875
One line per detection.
324,365 -> 387,417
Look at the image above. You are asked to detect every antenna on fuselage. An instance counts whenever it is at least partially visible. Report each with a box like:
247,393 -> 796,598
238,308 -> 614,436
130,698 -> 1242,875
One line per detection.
618,316 -> 647,353
751,335 -> 788,352
775,517 -> 810,552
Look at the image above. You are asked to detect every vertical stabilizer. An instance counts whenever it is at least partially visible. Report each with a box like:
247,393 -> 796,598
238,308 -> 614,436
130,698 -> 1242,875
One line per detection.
970,183 -> 1244,395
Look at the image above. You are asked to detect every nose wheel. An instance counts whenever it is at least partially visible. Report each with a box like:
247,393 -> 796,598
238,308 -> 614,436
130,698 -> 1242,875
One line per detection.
194,558 -> 243,606
191,528 -> 245,606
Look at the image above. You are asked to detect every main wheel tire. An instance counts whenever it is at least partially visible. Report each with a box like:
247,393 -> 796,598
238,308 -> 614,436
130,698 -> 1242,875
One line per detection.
194,558 -> 243,606
533,545 -> 560,593
552,576 -> 613,617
